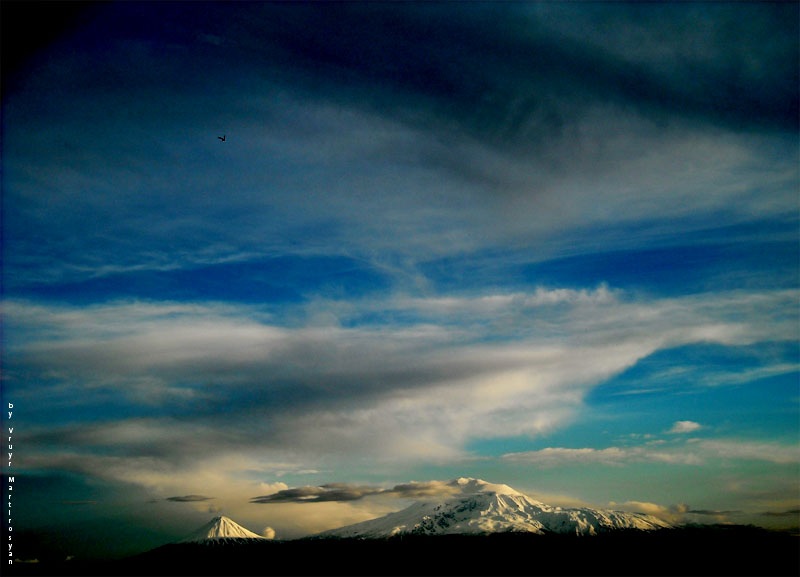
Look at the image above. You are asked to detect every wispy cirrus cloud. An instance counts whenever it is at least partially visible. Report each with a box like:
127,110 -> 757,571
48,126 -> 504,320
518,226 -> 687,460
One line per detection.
502,446 -> 702,467
694,440 -> 800,465
3,4 -> 797,292
503,438 -> 800,468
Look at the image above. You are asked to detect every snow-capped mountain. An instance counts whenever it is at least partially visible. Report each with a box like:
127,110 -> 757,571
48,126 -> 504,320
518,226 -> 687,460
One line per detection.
179,515 -> 266,543
317,478 -> 671,538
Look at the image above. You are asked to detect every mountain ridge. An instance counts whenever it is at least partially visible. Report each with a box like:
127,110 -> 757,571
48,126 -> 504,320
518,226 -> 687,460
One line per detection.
316,478 -> 671,537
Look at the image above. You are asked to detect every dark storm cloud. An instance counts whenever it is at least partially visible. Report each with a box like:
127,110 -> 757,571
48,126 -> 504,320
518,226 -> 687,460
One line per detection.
251,484 -> 376,504
251,480 -> 463,504
166,495 -> 214,502
761,509 -> 800,518
687,509 -> 741,516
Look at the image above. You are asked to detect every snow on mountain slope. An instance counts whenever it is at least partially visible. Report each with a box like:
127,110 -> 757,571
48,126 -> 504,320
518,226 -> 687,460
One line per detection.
317,478 -> 671,538
179,516 -> 266,543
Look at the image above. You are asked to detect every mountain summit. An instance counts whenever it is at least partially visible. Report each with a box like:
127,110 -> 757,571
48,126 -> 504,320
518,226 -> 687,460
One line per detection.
179,515 -> 266,543
317,478 -> 671,537
449,477 -> 524,497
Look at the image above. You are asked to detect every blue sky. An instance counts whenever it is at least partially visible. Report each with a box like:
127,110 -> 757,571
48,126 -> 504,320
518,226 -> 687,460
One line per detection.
2,1 -> 798,555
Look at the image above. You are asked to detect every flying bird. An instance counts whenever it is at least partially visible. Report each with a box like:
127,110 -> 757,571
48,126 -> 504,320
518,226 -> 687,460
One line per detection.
218,135 -> 226,142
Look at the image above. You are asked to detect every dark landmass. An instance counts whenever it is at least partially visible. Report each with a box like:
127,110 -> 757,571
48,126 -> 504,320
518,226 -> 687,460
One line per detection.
6,526 -> 799,577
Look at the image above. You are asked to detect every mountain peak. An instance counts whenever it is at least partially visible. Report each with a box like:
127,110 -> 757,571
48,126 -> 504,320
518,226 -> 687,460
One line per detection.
180,515 -> 265,542
318,479 -> 672,538
451,477 -> 523,497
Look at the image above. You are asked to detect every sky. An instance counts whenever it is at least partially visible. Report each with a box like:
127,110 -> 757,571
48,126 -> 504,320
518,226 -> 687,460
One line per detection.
1,0 -> 799,560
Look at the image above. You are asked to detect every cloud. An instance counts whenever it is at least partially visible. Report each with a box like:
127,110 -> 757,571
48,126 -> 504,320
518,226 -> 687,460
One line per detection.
251,486 -> 347,504
385,480 -> 465,500
250,484 -> 395,504
609,500 -> 674,520
687,508 -> 741,516
696,440 -> 800,465
503,438 -> 800,468
761,509 -> 800,518
393,285 -> 618,315
165,495 -> 214,502
502,446 -> 702,467
608,500 -> 741,524
257,482 -> 289,495
3,4 -> 797,294
261,527 -> 276,539
253,479 -> 479,504
222,3 -> 797,137
7,286 -> 796,477
667,421 -> 703,434
2,2 -> 796,542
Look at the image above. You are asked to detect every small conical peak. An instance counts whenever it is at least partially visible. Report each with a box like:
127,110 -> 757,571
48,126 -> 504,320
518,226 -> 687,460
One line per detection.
180,515 -> 265,542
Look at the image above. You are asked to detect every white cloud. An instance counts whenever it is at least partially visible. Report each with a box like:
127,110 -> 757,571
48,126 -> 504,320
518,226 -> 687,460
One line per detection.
608,500 -> 677,522
257,482 -> 289,495
697,363 -> 800,387
697,439 -> 800,465
5,286 -> 797,496
393,285 -> 619,315
503,438 -> 800,468
667,421 -> 703,434
502,446 -> 702,467
605,500 -> 737,525
261,527 -> 276,539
